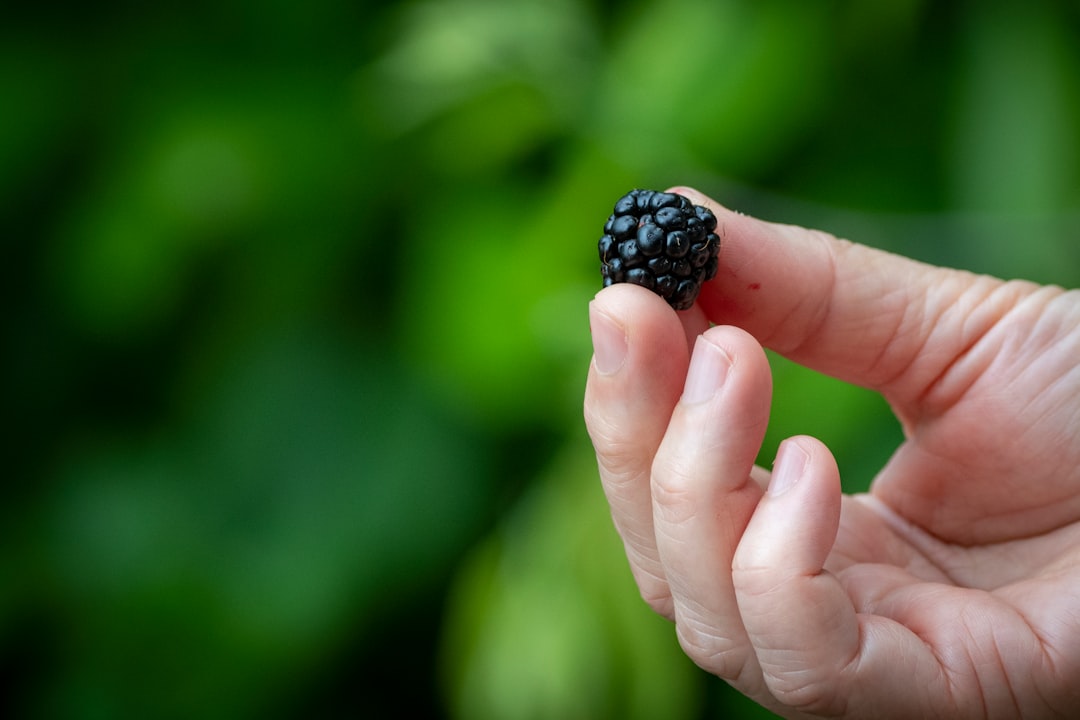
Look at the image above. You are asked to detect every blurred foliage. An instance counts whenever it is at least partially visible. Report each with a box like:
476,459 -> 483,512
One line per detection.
439,445 -> 702,720
3,0 -> 1080,718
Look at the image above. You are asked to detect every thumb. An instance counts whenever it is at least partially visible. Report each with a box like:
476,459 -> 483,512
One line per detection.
672,186 -> 1022,413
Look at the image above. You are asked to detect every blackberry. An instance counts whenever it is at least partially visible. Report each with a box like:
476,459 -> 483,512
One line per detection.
598,189 -> 720,310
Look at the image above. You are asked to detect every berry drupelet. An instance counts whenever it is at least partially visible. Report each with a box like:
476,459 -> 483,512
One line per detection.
598,189 -> 720,311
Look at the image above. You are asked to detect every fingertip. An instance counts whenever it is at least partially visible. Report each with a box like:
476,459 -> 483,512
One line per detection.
592,282 -> 713,360
674,324 -> 773,432
767,438 -> 811,497
590,281 -> 676,324
665,185 -> 720,210
697,324 -> 773,385
653,323 -> 773,497
586,284 -> 687,397
768,435 -> 841,497
776,436 -> 841,528
664,186 -> 747,228
588,301 -> 628,376
735,435 -> 842,576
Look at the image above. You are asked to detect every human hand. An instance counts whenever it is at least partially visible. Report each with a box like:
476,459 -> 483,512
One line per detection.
583,187 -> 1080,718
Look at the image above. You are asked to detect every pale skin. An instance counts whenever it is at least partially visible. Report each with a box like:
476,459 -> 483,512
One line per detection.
583,187 -> 1080,718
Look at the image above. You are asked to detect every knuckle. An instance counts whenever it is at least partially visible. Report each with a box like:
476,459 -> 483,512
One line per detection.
584,416 -> 651,487
761,671 -> 843,717
650,462 -> 699,523
598,441 -> 648,485
674,612 -> 744,679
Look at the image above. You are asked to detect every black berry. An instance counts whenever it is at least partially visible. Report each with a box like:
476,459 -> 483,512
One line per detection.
599,189 -> 720,310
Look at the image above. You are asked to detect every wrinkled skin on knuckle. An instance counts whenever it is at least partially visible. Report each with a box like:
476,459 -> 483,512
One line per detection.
677,630 -> 732,678
585,420 -> 646,486
582,402 -> 618,456
650,463 -> 701,525
761,668 -> 847,718
674,609 -> 745,680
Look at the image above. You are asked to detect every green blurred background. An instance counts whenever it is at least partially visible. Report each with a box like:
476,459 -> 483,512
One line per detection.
3,0 -> 1080,717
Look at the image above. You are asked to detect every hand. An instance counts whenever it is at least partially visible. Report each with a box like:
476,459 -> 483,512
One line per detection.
583,187 -> 1080,718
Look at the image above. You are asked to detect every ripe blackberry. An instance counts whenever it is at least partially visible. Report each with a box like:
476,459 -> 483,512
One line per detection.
598,189 -> 720,310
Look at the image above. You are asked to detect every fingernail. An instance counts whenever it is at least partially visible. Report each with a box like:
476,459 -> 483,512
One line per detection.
681,337 -> 732,405
590,303 -> 627,376
769,440 -> 809,496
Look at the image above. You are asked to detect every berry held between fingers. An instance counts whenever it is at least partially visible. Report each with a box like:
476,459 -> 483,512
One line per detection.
598,189 -> 720,310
